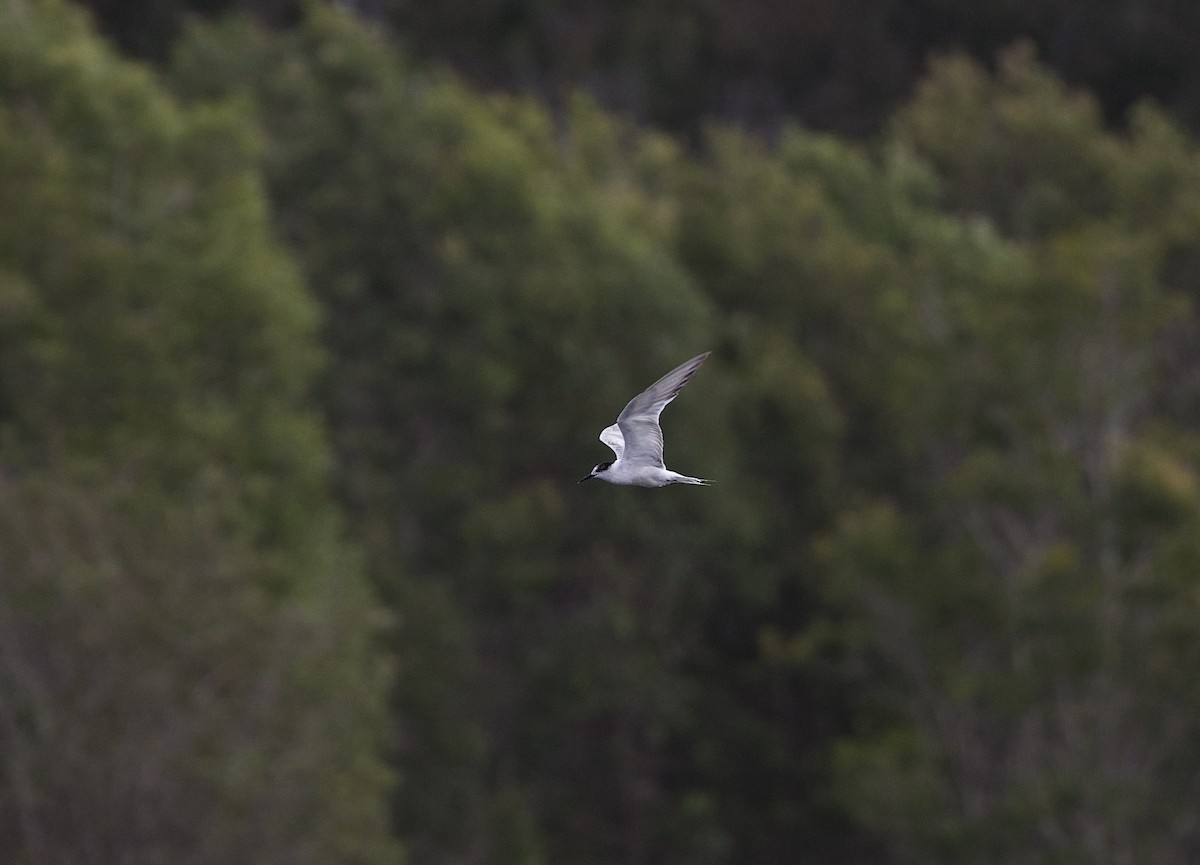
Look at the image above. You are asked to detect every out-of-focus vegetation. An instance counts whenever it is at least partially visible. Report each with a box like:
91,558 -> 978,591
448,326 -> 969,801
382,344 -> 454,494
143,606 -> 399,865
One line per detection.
76,0 -> 1200,137
0,2 -> 394,863
7,0 -> 1200,863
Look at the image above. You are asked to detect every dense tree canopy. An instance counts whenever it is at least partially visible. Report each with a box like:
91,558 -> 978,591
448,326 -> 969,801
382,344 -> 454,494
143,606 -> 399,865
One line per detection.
7,1 -> 1200,863
75,0 -> 1200,138
0,2 -> 393,862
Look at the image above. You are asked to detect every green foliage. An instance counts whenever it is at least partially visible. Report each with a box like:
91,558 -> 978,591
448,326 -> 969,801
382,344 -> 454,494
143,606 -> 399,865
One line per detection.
0,2 -> 395,862
64,0 -> 1200,145
170,10 -> 729,864
12,3 -> 1200,864
826,48 -> 1200,865
164,8 -> 1200,862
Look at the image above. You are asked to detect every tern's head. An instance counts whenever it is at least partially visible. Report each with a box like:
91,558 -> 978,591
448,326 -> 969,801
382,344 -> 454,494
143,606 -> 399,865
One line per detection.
578,460 -> 614,483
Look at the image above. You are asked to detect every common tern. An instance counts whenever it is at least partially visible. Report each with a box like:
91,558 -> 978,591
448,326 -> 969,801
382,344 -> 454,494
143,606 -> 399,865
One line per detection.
578,352 -> 712,487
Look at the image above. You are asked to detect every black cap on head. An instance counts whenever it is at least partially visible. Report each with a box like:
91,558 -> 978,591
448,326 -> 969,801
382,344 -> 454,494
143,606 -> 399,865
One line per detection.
578,461 -> 613,483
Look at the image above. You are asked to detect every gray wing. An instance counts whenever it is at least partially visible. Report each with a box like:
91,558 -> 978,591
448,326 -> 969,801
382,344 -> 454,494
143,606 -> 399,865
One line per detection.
616,351 -> 710,467
599,423 -> 624,459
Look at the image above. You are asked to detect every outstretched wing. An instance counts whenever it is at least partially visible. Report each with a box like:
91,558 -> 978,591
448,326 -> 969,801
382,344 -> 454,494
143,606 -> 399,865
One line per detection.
616,351 -> 710,467
599,423 -> 625,459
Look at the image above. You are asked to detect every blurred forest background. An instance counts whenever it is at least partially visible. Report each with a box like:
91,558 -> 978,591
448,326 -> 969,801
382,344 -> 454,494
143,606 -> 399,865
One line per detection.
7,0 -> 1200,862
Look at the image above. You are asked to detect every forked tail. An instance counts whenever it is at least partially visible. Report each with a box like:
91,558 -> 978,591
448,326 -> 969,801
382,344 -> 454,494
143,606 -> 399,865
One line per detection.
671,474 -> 712,486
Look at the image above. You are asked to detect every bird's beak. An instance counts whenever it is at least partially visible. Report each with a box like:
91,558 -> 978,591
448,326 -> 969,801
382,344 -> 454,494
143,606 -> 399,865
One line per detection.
578,473 -> 594,483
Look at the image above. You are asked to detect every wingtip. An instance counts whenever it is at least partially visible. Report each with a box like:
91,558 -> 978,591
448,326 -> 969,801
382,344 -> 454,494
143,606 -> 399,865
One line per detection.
677,350 -> 711,379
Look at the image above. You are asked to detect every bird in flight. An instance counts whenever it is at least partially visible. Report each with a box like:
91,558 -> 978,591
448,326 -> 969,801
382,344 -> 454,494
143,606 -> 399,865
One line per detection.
579,351 -> 712,487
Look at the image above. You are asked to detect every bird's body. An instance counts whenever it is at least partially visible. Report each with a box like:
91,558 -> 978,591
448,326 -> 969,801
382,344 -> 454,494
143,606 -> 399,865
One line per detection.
579,352 -> 712,487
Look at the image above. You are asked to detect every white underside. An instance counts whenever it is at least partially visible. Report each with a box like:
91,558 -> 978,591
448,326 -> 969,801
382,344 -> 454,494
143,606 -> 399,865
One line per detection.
595,459 -> 709,487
